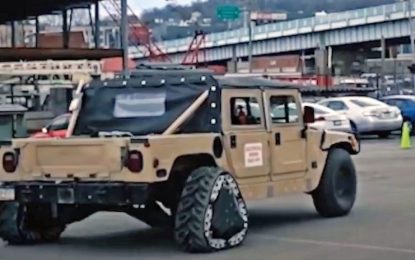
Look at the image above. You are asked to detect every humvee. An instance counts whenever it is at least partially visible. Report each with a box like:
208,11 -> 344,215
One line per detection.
0,69 -> 359,252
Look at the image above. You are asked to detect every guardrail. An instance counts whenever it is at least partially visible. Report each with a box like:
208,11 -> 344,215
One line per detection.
131,1 -> 415,57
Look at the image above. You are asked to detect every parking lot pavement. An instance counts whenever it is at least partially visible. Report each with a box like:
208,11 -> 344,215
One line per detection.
1,136 -> 415,260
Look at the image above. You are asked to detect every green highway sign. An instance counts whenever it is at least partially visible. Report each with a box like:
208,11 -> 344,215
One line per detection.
216,5 -> 241,21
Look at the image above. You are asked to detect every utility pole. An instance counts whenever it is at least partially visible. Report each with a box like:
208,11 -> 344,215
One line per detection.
121,0 -> 129,77
381,35 -> 386,95
405,0 -> 415,90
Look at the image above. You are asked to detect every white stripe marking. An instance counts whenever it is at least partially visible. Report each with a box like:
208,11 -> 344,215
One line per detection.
255,234 -> 415,254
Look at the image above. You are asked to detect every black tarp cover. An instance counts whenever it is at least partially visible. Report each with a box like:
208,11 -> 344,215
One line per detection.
74,75 -> 221,136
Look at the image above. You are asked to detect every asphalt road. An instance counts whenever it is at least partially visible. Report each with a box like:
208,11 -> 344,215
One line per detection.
1,136 -> 415,260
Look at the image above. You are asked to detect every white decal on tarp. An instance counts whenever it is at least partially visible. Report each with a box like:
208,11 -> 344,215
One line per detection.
244,143 -> 263,168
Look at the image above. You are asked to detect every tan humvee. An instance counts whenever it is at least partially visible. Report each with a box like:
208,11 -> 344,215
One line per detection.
0,69 -> 359,252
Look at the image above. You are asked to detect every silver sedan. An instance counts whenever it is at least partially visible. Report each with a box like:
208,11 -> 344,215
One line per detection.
317,96 -> 402,138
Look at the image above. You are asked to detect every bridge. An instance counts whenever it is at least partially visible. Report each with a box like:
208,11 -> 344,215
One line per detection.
130,1 -> 415,68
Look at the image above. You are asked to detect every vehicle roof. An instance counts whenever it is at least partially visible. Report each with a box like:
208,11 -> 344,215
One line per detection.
319,96 -> 377,101
0,104 -> 27,114
303,102 -> 336,112
95,69 -> 299,90
381,95 -> 415,100
216,76 -> 298,89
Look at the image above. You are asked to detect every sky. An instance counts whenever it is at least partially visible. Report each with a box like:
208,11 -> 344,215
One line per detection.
130,0 -> 195,14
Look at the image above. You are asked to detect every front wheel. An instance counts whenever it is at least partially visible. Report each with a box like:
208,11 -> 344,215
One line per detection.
312,148 -> 357,218
174,167 -> 248,253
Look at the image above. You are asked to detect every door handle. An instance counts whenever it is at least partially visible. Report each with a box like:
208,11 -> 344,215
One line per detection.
275,133 -> 281,145
230,135 -> 237,148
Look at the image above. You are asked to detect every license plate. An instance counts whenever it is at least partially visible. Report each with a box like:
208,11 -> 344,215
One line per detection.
333,121 -> 342,126
0,188 -> 15,201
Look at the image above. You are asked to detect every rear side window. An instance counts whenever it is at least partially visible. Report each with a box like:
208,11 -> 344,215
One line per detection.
327,101 -> 348,111
113,92 -> 166,118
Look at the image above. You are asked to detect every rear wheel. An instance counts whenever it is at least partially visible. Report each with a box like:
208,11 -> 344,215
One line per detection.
0,202 -> 65,245
312,148 -> 357,218
174,167 -> 248,253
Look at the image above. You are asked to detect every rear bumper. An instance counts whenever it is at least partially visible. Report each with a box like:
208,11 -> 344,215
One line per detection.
0,182 -> 149,205
358,117 -> 403,133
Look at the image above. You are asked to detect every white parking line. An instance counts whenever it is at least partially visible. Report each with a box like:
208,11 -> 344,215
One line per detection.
254,234 -> 415,254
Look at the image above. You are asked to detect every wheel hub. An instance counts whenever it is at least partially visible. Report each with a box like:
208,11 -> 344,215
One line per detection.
203,175 -> 248,249
211,188 -> 245,240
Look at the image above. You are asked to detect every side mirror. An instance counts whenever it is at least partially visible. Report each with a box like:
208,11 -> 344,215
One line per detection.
303,106 -> 315,124
41,127 -> 48,134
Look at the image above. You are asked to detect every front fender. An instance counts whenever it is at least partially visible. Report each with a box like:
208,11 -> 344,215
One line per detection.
319,130 -> 360,155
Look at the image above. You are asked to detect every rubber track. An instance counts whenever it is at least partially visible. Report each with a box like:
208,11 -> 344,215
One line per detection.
0,202 -> 64,244
0,202 -> 23,244
174,167 -> 222,252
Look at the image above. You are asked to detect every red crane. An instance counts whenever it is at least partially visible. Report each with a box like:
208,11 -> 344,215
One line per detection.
102,0 -> 171,62
182,30 -> 206,66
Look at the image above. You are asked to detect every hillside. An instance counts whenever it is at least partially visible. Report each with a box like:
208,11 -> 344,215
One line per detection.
143,0 -> 396,24
142,0 -> 397,40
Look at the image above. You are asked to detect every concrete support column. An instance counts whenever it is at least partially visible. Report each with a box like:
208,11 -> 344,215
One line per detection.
228,45 -> 237,73
94,0 -> 100,48
121,0 -> 129,77
381,36 -> 386,92
10,22 -> 16,47
35,17 -> 39,48
62,9 -> 69,48
315,47 -> 329,88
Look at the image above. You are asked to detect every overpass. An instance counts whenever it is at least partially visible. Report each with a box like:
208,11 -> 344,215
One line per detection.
130,1 -> 415,67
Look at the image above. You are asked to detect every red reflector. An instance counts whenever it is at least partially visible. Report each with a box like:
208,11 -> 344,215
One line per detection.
2,152 -> 17,173
125,150 -> 143,173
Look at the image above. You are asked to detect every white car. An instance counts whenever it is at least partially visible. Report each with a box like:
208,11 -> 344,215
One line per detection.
317,96 -> 402,138
303,103 -> 352,132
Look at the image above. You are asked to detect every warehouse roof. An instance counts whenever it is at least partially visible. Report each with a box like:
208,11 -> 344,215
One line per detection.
1,0 -> 98,23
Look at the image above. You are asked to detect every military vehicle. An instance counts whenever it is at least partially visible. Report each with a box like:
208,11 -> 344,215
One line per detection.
0,68 -> 360,252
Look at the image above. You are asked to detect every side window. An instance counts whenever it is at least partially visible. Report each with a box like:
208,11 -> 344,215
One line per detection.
327,101 -> 348,111
394,100 -> 406,109
49,115 -> 70,131
231,97 -> 262,125
269,95 -> 300,124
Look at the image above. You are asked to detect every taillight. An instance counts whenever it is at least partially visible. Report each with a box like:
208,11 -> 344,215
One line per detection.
315,116 -> 326,121
124,150 -> 143,173
3,152 -> 17,173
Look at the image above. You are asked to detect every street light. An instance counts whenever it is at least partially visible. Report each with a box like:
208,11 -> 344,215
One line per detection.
402,0 -> 415,90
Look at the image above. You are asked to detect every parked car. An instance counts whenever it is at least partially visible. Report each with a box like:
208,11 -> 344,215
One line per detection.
317,96 -> 402,138
303,102 -> 352,132
31,113 -> 70,138
380,95 -> 415,132
251,100 -> 351,132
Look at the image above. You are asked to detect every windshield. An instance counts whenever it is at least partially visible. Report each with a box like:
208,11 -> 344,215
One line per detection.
303,103 -> 333,115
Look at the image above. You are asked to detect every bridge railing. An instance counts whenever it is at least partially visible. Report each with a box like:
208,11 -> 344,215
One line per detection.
131,1 -> 413,57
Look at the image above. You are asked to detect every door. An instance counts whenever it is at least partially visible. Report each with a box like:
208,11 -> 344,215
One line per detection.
222,89 -> 271,180
265,90 -> 307,179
